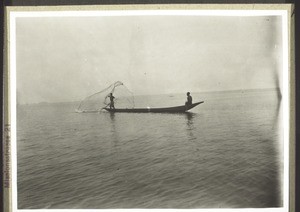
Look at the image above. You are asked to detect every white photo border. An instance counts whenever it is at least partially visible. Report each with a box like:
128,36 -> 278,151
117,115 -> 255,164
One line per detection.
8,7 -> 291,212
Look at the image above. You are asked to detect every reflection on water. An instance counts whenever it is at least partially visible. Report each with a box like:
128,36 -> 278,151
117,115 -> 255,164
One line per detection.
184,112 -> 196,141
107,112 -> 120,154
109,112 -> 115,121
185,112 -> 195,129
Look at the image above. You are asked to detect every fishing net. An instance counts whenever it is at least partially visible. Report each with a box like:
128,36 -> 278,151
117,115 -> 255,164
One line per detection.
76,81 -> 135,112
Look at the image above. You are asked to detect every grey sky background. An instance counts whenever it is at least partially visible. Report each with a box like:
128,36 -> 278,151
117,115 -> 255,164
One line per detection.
16,15 -> 283,104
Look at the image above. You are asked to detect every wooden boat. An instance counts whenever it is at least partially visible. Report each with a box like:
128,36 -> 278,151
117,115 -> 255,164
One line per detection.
104,101 -> 204,113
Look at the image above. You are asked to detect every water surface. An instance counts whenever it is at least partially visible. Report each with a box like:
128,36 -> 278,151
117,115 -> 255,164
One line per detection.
17,89 -> 283,208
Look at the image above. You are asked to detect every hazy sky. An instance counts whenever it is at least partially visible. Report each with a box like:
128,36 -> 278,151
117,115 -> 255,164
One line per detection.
16,14 -> 283,104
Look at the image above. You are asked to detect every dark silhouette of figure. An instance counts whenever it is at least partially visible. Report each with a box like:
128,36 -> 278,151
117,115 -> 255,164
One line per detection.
185,92 -> 192,107
109,93 -> 115,109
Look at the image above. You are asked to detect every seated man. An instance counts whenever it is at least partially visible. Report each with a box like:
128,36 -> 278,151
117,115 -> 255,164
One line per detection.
185,92 -> 192,106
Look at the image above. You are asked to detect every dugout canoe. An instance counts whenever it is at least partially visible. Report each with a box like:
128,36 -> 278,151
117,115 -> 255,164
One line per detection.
104,101 -> 204,113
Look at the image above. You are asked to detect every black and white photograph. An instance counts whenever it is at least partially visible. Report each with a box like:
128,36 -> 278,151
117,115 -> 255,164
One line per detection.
7,5 -> 292,211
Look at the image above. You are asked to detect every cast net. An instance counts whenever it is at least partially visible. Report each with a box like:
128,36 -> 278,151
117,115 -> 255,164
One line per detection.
76,81 -> 135,112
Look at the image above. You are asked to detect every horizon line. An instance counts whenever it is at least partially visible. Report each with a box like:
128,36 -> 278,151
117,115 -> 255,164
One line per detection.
17,87 -> 280,106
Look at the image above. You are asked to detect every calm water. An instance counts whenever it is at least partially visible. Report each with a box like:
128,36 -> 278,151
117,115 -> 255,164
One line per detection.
17,89 -> 283,209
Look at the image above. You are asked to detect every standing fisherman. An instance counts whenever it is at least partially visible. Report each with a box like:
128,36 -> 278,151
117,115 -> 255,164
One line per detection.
109,93 -> 115,109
